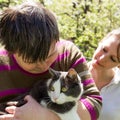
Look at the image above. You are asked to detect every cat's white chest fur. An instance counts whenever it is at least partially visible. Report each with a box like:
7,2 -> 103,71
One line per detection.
57,104 -> 81,120
41,101 -> 81,120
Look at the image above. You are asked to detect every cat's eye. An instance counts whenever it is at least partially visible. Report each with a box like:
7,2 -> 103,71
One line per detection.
61,87 -> 68,92
50,86 -> 55,91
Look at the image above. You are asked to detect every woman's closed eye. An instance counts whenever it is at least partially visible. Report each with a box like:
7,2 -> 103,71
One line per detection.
99,44 -> 108,53
102,47 -> 107,53
110,56 -> 118,63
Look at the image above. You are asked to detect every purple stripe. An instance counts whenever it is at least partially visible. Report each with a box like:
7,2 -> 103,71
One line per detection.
70,57 -> 86,68
0,65 -> 18,71
0,88 -> 29,97
51,51 -> 70,67
80,98 -> 96,120
55,50 -> 70,62
82,78 -> 94,86
89,95 -> 102,101
11,55 -> 48,76
0,50 -> 8,55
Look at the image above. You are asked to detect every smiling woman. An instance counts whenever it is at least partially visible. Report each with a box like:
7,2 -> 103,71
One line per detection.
89,28 -> 120,120
91,32 -> 120,70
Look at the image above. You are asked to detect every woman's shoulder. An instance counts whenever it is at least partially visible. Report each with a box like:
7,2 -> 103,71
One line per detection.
113,67 -> 120,74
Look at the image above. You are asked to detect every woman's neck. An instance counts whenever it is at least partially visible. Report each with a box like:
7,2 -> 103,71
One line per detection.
90,68 -> 115,90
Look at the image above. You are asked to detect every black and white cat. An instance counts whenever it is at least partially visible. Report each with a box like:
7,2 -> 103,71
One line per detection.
0,68 -> 83,120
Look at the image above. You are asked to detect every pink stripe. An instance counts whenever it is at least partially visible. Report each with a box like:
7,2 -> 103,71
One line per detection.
0,50 -> 8,55
11,55 -> 48,76
80,98 -> 96,120
70,57 -> 86,68
82,78 -> 94,86
0,88 -> 29,97
51,50 -> 70,67
0,65 -> 18,71
55,50 -> 70,62
89,95 -> 102,101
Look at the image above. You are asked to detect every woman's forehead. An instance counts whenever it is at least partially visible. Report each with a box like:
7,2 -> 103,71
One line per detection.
102,35 -> 119,45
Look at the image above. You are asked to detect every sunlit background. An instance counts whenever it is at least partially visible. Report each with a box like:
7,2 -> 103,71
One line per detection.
0,0 -> 120,61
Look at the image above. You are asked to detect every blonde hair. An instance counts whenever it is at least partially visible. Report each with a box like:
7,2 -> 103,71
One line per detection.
101,28 -> 120,62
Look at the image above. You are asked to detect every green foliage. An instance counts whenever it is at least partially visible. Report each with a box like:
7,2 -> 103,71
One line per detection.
0,0 -> 120,61
45,0 -> 120,61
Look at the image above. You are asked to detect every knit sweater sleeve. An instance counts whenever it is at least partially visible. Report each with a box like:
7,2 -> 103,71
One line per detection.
54,40 -> 102,120
70,43 -> 102,120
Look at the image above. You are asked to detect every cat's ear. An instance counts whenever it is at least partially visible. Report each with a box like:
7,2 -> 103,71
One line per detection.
67,68 -> 78,82
49,68 -> 57,77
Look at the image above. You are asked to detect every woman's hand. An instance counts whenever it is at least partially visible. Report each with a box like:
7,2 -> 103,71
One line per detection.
0,95 -> 60,120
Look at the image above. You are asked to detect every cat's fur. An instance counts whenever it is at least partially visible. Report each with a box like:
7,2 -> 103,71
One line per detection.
0,68 -> 83,120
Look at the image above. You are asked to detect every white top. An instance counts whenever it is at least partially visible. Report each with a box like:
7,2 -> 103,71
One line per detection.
98,67 -> 120,120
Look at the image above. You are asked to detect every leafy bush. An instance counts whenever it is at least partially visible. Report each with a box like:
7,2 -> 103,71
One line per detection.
1,0 -> 120,61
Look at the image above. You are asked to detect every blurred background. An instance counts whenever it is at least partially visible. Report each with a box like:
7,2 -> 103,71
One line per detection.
0,0 -> 120,61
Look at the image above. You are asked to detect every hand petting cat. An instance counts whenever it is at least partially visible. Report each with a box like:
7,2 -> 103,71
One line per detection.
0,96 -> 60,120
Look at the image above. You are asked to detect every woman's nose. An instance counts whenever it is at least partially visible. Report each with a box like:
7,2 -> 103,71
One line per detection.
98,54 -> 108,62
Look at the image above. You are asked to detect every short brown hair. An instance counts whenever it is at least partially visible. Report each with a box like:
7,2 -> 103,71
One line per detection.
0,2 -> 59,62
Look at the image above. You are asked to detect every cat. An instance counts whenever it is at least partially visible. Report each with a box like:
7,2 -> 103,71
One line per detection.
0,68 -> 83,120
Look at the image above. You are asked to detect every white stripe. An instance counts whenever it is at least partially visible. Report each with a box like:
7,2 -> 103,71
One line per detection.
78,70 -> 90,77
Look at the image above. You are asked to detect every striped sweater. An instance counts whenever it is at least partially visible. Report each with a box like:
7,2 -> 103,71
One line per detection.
0,39 -> 102,120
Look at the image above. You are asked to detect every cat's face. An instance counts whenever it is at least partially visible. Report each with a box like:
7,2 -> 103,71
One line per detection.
47,68 -> 83,104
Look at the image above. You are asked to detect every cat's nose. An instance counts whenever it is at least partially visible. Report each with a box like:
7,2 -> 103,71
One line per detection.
54,98 -> 57,101
53,98 -> 58,102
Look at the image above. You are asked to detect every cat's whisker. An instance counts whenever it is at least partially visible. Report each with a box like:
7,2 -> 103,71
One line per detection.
43,97 -> 50,99
47,100 -> 52,106
43,97 -> 51,102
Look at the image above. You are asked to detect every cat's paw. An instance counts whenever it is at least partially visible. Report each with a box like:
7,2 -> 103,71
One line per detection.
40,100 -> 47,107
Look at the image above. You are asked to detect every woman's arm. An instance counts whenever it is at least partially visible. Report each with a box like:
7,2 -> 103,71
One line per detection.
66,41 -> 102,120
78,102 -> 91,120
